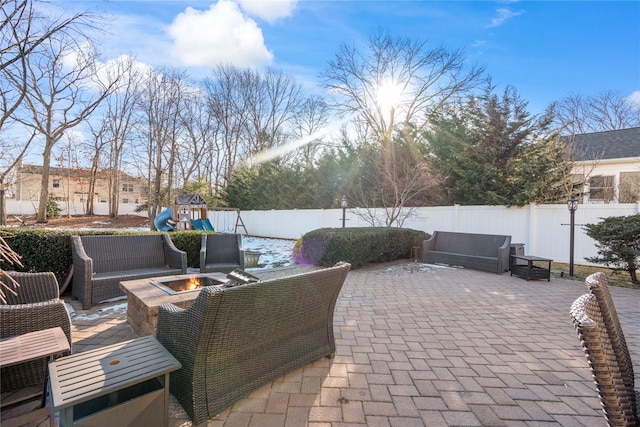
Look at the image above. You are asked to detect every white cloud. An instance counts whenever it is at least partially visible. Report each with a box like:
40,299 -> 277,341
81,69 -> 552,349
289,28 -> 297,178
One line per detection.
168,0 -> 273,68
626,90 -> 640,108
236,0 -> 298,23
488,8 -> 523,28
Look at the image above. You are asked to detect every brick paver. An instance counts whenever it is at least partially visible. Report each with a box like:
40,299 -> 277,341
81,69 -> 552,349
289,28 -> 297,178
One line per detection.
62,261 -> 639,426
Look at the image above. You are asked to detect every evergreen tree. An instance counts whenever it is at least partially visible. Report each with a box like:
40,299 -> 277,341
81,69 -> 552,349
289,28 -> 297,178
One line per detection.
426,83 -> 570,206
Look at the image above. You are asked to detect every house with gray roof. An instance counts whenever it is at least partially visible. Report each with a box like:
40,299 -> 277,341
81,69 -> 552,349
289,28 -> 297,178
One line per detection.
568,127 -> 640,203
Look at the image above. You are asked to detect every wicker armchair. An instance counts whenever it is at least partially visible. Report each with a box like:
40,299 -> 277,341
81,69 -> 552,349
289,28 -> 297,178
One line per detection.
585,273 -> 636,397
157,262 -> 351,424
0,272 -> 72,391
570,293 -> 639,426
199,233 -> 244,273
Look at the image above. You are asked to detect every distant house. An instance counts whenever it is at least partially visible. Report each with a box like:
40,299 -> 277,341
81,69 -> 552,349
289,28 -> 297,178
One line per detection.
14,164 -> 148,206
568,127 -> 640,203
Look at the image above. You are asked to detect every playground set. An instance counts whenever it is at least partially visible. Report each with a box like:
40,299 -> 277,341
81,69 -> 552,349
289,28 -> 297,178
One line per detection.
153,194 -> 247,234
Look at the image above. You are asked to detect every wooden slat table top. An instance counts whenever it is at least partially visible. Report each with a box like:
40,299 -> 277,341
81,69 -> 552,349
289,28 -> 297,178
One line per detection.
49,335 -> 181,410
0,327 -> 69,368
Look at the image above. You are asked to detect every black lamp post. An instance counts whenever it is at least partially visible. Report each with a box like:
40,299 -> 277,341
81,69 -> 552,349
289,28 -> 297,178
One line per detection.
341,195 -> 347,228
567,194 -> 578,277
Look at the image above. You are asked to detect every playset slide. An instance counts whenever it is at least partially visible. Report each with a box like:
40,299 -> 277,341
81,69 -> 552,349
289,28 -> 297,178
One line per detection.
202,218 -> 214,231
191,218 -> 215,231
153,208 -> 176,232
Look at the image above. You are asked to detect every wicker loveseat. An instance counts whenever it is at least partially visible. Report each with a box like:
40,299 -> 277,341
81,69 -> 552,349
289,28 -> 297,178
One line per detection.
156,262 -> 351,425
0,272 -> 72,391
421,231 -> 511,274
71,233 -> 187,309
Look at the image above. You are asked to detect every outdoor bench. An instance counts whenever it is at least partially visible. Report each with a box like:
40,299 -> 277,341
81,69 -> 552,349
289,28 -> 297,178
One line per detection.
156,262 -> 351,425
421,230 -> 511,274
71,233 -> 187,309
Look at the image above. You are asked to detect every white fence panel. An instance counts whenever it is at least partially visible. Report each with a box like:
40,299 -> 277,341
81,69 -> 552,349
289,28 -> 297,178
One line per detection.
230,203 -> 639,266
5,199 -> 144,217
7,198 -> 638,267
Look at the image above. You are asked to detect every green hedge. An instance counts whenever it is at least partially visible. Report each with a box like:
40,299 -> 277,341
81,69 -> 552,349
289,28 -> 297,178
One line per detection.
168,231 -> 206,268
0,228 -> 207,286
292,227 -> 429,268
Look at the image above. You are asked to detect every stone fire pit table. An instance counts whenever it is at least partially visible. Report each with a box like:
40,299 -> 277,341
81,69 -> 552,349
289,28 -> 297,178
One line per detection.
120,273 -> 226,336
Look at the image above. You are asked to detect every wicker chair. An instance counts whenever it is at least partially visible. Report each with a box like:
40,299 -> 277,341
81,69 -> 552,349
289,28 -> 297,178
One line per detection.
199,233 -> 244,273
157,262 -> 351,424
570,293 -> 639,426
585,273 -> 636,407
0,272 -> 72,391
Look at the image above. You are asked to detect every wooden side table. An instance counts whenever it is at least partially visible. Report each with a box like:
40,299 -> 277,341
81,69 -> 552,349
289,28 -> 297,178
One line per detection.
510,255 -> 552,281
0,327 -> 70,409
48,335 -> 181,427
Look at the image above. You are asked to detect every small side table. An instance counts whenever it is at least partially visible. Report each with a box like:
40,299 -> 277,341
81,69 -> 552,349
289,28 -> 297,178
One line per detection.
49,335 -> 181,427
510,255 -> 552,281
0,327 -> 70,409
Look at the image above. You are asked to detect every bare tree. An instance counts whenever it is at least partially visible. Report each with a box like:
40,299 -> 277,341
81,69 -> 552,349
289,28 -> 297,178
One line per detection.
177,89 -> 217,187
321,31 -> 480,221
320,30 -> 485,145
204,66 -> 248,185
554,89 -> 640,135
84,119 -> 108,215
100,56 -> 140,218
15,33 -> 119,222
290,96 -> 330,164
0,0 -> 91,224
137,67 -> 188,227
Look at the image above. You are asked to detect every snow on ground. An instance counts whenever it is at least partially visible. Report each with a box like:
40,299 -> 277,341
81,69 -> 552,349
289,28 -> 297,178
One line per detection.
243,236 -> 295,269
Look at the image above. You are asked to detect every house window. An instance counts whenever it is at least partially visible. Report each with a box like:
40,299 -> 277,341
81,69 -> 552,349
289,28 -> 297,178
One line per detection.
122,183 -> 134,192
619,172 -> 640,203
53,179 -> 60,188
122,198 -> 129,204
589,175 -> 615,202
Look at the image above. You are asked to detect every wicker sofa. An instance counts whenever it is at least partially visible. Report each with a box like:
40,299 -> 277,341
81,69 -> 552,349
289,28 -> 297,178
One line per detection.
156,262 -> 351,425
421,231 -> 511,274
0,272 -> 72,391
71,233 -> 187,309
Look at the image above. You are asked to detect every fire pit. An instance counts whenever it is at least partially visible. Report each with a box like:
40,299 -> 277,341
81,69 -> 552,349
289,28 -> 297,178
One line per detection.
120,272 -> 227,336
151,275 -> 225,294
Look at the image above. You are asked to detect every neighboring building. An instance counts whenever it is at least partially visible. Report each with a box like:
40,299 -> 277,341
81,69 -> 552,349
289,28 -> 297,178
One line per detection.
14,164 -> 147,206
568,127 -> 640,203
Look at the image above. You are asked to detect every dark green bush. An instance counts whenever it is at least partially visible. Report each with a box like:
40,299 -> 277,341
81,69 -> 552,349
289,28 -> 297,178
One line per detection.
168,230 -> 207,268
0,228 -> 206,286
292,227 -> 429,268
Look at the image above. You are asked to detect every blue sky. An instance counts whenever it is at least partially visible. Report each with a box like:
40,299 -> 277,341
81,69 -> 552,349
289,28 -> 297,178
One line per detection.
58,0 -> 639,116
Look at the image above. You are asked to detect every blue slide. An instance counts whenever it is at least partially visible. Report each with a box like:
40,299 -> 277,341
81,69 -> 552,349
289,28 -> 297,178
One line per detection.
154,208 -> 175,231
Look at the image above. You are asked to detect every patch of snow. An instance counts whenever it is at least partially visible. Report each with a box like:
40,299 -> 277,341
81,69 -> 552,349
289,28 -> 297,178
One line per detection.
378,262 -> 453,276
68,302 -> 128,320
243,236 -> 295,269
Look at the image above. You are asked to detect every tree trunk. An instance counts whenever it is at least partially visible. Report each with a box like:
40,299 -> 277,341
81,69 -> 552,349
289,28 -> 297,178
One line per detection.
36,144 -> 53,223
0,189 -> 6,226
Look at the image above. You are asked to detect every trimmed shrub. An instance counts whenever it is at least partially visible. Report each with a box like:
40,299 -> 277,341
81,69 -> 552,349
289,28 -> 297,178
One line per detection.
293,227 -> 429,268
0,228 -> 205,286
169,230 -> 207,268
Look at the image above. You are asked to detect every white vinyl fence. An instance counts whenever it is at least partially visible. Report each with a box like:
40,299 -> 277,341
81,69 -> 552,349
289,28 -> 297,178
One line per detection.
7,199 -> 638,266
5,199 -> 144,217
208,203 -> 640,266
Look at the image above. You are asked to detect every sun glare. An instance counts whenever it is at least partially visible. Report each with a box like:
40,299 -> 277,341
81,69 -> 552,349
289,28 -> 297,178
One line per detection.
376,80 -> 403,113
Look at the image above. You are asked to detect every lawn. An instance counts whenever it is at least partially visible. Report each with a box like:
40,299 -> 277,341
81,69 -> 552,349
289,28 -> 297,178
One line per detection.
551,262 -> 639,289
